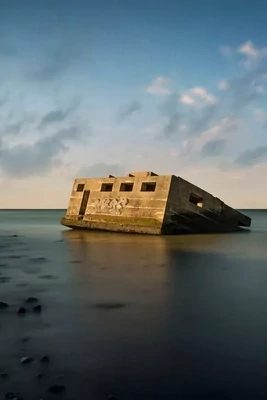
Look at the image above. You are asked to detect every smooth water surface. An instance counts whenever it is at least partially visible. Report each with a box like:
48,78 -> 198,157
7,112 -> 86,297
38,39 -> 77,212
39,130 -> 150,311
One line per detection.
0,209 -> 266,399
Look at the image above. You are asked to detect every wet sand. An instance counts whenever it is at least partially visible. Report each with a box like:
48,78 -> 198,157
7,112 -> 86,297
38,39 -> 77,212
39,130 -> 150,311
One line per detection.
1,223 -> 267,399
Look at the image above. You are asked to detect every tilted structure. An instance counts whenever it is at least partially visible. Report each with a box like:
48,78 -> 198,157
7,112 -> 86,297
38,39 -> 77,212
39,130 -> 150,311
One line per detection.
61,171 -> 251,234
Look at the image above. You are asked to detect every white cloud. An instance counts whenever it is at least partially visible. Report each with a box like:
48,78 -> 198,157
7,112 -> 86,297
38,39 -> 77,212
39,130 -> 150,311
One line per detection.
180,86 -> 216,106
217,80 -> 229,91
237,40 -> 267,68
181,116 -> 240,155
146,76 -> 171,96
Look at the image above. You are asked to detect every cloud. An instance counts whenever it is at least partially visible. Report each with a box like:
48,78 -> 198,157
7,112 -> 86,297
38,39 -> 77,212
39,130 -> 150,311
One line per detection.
201,138 -> 227,157
0,126 -> 85,177
217,80 -> 229,91
180,87 -> 216,106
234,146 -> 267,167
38,109 -> 69,129
0,122 -> 22,136
237,40 -> 267,68
77,162 -> 125,178
146,76 -> 171,96
29,40 -> 81,81
117,101 -> 142,122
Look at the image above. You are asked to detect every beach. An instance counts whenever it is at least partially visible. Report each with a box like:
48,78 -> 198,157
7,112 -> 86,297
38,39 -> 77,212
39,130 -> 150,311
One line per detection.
0,209 -> 267,399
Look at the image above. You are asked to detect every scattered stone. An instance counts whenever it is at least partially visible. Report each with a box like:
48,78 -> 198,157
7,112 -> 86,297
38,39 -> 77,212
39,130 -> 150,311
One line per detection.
36,373 -> 44,379
38,274 -> 56,280
40,356 -> 50,363
48,384 -> 65,394
0,372 -> 8,379
20,356 -> 33,364
25,297 -> 39,303
17,307 -> 27,315
22,337 -> 30,342
0,277 -> 11,283
5,393 -> 21,399
33,304 -> 42,313
0,301 -> 9,309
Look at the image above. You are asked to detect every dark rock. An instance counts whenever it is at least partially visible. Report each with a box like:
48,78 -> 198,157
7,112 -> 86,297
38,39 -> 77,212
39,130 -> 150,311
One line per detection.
48,384 -> 65,394
5,393 -> 21,399
22,337 -> 30,342
0,301 -> 8,309
25,297 -> 39,303
36,373 -> 44,379
17,307 -> 27,314
108,395 -> 117,400
56,374 -> 64,380
40,356 -> 50,363
0,277 -> 11,283
12,234 -> 18,237
33,304 -> 42,313
20,356 -> 33,364
0,372 -> 8,379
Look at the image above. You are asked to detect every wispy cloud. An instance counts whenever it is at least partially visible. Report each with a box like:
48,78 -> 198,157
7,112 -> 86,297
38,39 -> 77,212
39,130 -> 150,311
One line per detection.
238,40 -> 267,68
146,76 -> 171,96
201,138 -> 227,157
29,40 -> 81,81
180,87 -> 216,106
117,101 -> 142,122
77,162 -> 125,178
0,126 -> 86,177
234,146 -> 267,167
217,80 -> 229,91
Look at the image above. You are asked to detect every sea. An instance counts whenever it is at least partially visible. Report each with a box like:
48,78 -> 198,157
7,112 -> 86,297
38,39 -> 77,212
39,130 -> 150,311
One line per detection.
0,209 -> 267,400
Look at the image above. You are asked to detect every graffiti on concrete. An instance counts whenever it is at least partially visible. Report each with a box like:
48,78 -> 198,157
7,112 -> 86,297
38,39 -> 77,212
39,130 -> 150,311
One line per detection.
89,197 -> 129,215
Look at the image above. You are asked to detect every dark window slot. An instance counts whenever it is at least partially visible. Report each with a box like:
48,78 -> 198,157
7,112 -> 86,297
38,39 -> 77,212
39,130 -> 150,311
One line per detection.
76,184 -> 85,192
120,183 -> 134,192
101,183 -> 113,192
141,182 -> 156,192
189,193 -> 203,207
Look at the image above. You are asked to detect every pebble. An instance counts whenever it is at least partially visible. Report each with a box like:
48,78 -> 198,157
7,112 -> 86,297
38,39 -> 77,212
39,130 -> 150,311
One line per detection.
5,393 -> 22,399
25,297 -> 39,303
17,307 -> 27,315
33,304 -> 42,313
48,384 -> 65,394
0,301 -> 9,309
40,356 -> 50,363
20,356 -> 33,364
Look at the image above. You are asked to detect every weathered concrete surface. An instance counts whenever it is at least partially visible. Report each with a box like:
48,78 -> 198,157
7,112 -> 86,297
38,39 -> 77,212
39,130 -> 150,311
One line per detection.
61,171 -> 251,235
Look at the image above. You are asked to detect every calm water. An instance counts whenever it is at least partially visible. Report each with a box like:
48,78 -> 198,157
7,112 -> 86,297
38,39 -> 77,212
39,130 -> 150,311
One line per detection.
0,209 -> 267,399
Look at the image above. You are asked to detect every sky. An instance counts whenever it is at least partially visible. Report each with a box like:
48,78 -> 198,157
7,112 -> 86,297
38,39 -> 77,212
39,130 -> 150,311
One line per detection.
1,0 -> 267,208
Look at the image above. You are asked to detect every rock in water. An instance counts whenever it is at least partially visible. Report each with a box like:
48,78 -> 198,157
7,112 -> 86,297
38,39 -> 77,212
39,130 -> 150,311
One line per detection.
17,307 -> 27,315
20,357 -> 33,364
40,356 -> 50,363
25,297 -> 39,303
33,304 -> 42,313
0,301 -> 8,309
48,384 -> 65,394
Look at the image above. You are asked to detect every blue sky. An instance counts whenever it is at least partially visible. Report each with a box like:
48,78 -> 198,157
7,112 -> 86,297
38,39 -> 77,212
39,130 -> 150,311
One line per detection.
1,0 -> 267,208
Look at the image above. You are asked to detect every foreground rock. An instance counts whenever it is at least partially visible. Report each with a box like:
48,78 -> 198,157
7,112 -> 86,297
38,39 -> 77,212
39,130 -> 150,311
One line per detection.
17,307 -> 27,315
0,301 -> 9,309
48,384 -> 65,394
20,357 -> 33,364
